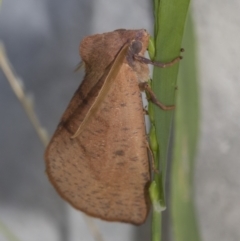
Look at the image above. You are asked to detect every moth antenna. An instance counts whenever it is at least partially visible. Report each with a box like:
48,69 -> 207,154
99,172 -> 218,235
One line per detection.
71,43 -> 130,139
71,125 -> 82,139
74,61 -> 84,72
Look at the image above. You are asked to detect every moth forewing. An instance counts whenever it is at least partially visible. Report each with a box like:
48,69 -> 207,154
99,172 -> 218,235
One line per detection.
45,29 -> 151,225
71,43 -> 130,138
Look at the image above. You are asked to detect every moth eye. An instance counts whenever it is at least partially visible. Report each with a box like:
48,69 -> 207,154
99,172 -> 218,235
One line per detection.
131,41 -> 142,54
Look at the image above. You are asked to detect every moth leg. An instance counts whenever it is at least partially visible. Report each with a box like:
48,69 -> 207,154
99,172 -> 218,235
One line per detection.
143,106 -> 149,115
145,140 -> 159,174
134,48 -> 183,68
140,82 -> 175,111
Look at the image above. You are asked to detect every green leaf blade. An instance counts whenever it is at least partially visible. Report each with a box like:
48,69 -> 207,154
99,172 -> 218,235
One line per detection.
171,14 -> 201,241
152,0 -> 191,205
150,0 -> 193,240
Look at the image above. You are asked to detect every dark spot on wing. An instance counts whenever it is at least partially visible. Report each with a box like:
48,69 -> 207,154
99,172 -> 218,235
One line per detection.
114,150 -> 125,156
120,103 -> 127,107
78,90 -> 88,104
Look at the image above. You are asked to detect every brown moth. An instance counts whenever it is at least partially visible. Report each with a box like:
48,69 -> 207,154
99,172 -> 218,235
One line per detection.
45,29 -> 181,225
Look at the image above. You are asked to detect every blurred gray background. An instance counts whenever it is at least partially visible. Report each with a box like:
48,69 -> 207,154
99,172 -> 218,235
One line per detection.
0,0 -> 240,241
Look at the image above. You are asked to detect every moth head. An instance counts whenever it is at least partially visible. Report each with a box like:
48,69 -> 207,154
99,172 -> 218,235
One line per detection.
126,40 -> 149,83
129,40 -> 143,55
127,40 -> 144,67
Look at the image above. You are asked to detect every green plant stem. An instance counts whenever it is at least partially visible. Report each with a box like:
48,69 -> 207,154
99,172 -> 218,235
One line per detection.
149,0 -> 191,240
151,207 -> 161,241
